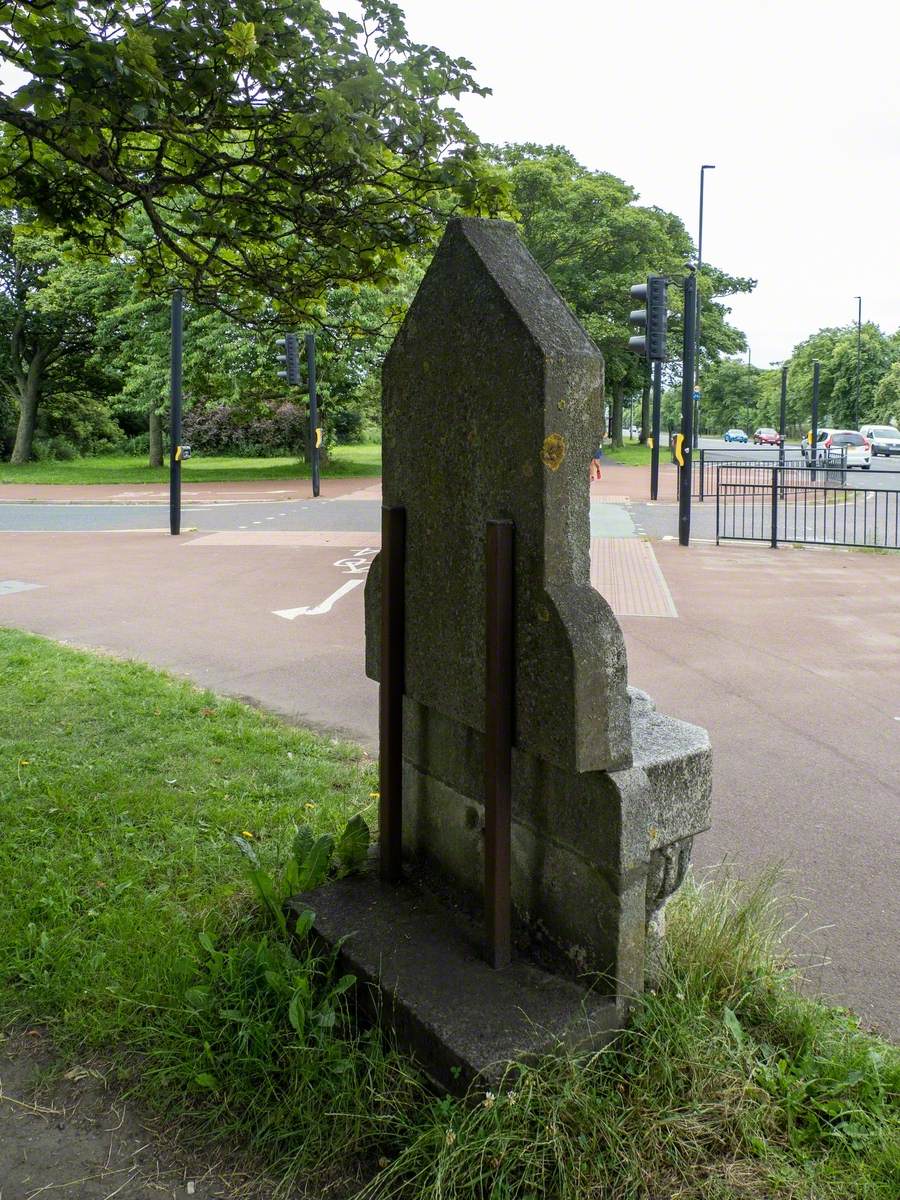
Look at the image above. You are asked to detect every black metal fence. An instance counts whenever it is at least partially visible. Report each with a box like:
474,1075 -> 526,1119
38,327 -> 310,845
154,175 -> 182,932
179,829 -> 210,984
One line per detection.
715,463 -> 900,549
684,446 -> 813,501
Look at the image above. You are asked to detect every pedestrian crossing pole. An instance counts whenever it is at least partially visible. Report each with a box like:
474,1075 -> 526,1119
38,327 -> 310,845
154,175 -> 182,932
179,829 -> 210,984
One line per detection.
169,289 -> 183,537
678,268 -> 697,547
650,359 -> 662,501
306,333 -> 320,498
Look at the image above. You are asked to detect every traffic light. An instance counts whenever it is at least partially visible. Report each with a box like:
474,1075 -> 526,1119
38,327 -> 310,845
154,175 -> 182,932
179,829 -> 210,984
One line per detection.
276,333 -> 301,386
627,275 -> 668,360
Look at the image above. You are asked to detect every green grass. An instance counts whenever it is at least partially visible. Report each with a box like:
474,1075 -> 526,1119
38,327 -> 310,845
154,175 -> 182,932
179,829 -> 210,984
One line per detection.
1,629 -> 896,1198
0,442 -> 382,485
604,441 -> 653,466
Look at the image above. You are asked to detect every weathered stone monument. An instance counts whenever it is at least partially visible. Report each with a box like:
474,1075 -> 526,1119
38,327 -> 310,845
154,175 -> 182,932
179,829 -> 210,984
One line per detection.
294,218 -> 711,1091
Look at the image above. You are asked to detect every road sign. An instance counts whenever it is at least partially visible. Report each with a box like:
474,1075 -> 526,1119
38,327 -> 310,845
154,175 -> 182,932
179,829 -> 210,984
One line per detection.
692,389 -> 701,401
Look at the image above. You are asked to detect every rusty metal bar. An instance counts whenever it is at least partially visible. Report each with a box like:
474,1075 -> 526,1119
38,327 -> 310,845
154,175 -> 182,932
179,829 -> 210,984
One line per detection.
484,519 -> 514,969
379,505 -> 406,884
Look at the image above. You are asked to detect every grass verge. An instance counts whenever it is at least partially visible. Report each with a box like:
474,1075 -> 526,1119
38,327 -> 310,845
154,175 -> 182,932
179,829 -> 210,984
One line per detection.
1,629 -> 896,1197
604,441 -> 653,466
0,443 -> 382,485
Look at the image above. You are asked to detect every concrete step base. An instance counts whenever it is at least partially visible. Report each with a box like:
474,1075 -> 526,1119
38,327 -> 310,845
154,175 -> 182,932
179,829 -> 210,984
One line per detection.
286,867 -> 621,1094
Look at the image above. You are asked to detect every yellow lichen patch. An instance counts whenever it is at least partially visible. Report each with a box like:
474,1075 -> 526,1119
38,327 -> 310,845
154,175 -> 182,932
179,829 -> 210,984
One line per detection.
541,433 -> 566,471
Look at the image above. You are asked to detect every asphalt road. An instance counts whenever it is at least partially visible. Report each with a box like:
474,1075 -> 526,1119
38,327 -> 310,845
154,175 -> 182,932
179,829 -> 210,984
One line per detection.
693,439 -> 900,492
0,497 -> 384,533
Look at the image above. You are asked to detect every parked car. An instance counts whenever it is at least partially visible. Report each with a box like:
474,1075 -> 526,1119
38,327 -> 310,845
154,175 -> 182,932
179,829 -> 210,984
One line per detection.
753,427 -> 782,445
801,428 -> 871,469
859,423 -> 900,457
724,428 -> 748,443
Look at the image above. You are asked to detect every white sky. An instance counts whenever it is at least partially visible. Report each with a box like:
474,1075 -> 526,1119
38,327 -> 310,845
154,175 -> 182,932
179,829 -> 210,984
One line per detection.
374,0 -> 900,365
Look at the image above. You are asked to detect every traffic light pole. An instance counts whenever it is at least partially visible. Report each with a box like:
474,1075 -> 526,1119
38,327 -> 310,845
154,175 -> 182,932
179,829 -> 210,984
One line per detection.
778,364 -> 787,473
305,333 -> 320,498
679,269 -> 697,547
650,359 -> 662,501
169,289 -> 183,537
811,360 -> 820,482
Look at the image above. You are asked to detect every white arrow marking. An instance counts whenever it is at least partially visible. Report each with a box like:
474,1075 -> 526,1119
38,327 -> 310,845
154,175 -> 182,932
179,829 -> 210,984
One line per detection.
273,578 -> 364,619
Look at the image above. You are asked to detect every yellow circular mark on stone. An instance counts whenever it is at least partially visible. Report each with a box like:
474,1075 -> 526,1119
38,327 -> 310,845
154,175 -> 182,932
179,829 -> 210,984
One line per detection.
541,433 -> 566,471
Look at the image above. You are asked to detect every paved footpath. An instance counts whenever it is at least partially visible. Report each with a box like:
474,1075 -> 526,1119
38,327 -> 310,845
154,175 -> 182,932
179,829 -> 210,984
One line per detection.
0,467 -> 898,1038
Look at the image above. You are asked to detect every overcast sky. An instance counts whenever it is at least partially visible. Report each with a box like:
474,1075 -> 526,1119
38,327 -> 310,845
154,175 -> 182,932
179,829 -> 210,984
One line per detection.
367,0 -> 900,365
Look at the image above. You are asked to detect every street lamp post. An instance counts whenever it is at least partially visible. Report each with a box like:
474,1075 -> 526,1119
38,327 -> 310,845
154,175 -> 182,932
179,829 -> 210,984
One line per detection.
694,163 -> 715,447
854,296 -> 862,427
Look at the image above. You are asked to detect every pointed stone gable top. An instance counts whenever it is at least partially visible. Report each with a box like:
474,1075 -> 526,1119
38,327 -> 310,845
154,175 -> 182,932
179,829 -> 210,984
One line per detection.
366,217 -> 632,773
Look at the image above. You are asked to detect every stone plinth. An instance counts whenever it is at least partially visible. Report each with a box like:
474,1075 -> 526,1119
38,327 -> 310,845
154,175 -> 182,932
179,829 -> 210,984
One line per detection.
287,866 -> 620,1094
290,217 -> 711,1090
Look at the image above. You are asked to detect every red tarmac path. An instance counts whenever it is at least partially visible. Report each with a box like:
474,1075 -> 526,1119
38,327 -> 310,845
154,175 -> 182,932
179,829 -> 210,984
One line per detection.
0,475 -> 378,505
1,467 -> 897,1037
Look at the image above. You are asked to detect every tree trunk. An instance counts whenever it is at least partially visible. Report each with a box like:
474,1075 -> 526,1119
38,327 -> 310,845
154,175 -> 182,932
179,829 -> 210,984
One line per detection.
149,408 -> 163,467
10,380 -> 39,464
610,383 -> 624,448
639,378 -> 650,444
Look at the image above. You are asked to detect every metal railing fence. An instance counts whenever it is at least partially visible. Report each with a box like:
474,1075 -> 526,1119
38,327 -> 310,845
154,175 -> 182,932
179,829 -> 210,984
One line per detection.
715,463 -> 900,550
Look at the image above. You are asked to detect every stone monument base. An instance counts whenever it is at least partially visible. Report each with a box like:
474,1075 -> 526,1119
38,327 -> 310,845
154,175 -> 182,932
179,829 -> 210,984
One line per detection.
286,869 -> 621,1094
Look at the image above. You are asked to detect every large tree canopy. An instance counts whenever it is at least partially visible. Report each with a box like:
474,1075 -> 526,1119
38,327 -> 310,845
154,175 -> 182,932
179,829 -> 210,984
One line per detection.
0,1 -> 506,319
494,144 -> 754,443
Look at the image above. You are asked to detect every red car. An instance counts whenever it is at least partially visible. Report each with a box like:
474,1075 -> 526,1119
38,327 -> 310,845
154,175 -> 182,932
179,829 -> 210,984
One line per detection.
753,427 -> 782,445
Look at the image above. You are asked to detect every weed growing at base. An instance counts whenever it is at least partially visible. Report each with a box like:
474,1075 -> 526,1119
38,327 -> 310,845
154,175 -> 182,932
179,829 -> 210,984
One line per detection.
0,630 -> 896,1198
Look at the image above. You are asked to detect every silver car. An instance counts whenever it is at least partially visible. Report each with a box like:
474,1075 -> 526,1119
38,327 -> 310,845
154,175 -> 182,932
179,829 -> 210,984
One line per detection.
860,424 -> 900,457
802,428 -> 871,469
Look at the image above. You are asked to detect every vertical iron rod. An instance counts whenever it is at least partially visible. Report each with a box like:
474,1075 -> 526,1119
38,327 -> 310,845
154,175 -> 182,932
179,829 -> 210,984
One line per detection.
169,289 -> 183,537
715,465 -> 721,544
770,467 -> 779,548
679,268 -> 697,546
379,505 -> 406,884
306,333 -> 320,498
484,519 -> 514,970
650,360 -> 661,500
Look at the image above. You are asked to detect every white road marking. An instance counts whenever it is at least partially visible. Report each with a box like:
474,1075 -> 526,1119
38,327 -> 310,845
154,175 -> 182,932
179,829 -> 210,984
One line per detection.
273,578 -> 364,619
0,579 -> 43,596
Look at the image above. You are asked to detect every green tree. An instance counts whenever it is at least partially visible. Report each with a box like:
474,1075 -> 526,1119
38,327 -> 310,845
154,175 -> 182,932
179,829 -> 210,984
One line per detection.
493,145 -> 753,446
697,358 -> 762,434
872,360 -> 900,427
0,213 -> 115,462
0,1 -> 507,320
785,324 -> 893,432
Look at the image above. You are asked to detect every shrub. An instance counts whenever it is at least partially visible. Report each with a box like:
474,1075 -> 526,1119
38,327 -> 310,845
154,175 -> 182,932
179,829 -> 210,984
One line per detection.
182,400 -> 306,457
39,389 -> 125,454
329,406 -> 364,443
46,435 -> 80,461
30,436 -> 80,461
121,433 -> 151,456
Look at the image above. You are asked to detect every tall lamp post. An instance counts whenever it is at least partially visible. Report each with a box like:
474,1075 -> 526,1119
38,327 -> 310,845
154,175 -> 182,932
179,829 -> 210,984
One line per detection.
854,296 -> 862,427
694,163 -> 716,446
